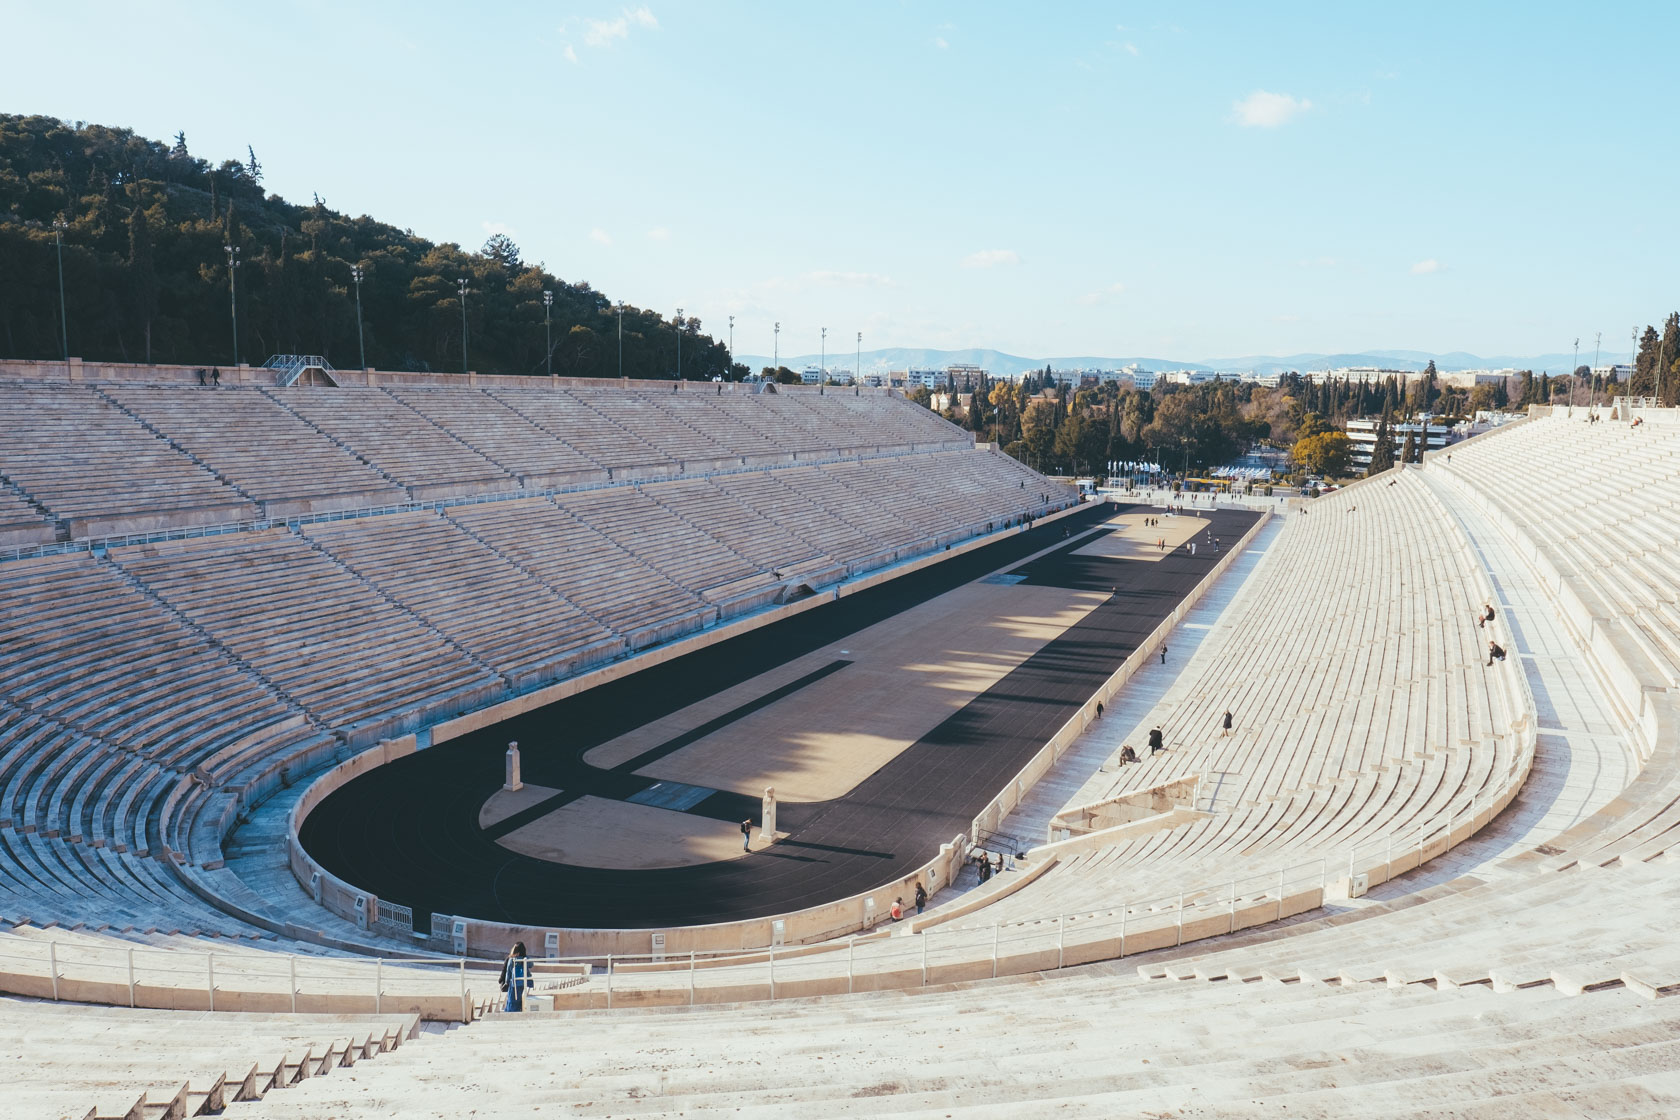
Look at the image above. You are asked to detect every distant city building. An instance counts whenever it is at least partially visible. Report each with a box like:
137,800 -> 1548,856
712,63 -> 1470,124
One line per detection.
1592,364 -> 1633,381
1437,369 -> 1515,390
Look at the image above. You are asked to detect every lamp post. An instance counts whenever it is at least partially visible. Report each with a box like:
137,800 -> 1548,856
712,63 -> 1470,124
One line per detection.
1632,326 -> 1639,409
728,315 -> 735,381
223,243 -> 241,366
543,290 -> 554,377
350,264 -> 367,371
457,278 -> 469,375
616,301 -> 626,380
820,326 -> 827,388
52,217 -> 69,361
1592,332 -> 1602,408
773,321 -> 780,378
857,331 -> 862,385
1572,337 -> 1580,410
676,307 -> 684,380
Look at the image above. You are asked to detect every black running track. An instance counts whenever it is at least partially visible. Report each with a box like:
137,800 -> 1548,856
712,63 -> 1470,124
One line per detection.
299,504 -> 1259,929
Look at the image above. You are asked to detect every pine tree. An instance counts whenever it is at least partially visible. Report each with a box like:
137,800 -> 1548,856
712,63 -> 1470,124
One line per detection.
1400,429 -> 1417,464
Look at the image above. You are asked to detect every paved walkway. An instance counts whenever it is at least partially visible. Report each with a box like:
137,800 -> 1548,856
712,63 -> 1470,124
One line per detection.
1367,469 -> 1637,891
988,512 -> 1287,847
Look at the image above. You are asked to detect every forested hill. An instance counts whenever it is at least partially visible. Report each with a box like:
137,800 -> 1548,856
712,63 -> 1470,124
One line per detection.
0,114 -> 737,378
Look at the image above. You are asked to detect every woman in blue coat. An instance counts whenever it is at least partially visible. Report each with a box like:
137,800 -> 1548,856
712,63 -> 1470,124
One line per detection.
500,941 -> 530,1012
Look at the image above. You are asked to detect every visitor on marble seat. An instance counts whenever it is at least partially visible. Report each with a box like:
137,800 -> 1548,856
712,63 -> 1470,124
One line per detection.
1486,640 -> 1507,666
890,898 -> 904,921
1479,603 -> 1495,629
1118,745 -> 1139,765
1149,727 -> 1165,755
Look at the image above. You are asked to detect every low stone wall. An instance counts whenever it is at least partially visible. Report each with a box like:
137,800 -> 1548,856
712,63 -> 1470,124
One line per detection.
0,356 -> 904,397
1049,773 -> 1203,838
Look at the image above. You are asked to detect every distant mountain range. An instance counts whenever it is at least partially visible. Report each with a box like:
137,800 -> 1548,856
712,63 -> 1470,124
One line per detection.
734,346 -> 1625,378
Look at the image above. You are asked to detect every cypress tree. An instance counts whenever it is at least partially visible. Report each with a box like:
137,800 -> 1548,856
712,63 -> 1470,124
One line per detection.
1366,411 -> 1395,476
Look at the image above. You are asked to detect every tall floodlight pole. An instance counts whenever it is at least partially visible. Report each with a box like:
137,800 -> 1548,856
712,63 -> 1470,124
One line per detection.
1593,332 -> 1602,408
223,244 -> 241,366
1633,326 -> 1640,410
727,315 -> 735,380
617,301 -> 626,380
457,278 -> 469,375
821,327 -> 827,388
52,216 -> 69,361
857,331 -> 862,385
542,290 -> 554,377
1572,338 -> 1579,410
774,321 -> 780,376
676,307 -> 684,380
351,264 -> 367,371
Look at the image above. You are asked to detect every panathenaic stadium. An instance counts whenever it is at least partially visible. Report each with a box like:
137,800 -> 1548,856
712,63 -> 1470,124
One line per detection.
3,360 -> 1677,1119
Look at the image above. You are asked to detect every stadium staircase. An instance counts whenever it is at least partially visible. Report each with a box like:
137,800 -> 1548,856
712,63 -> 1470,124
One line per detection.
262,355 -> 338,388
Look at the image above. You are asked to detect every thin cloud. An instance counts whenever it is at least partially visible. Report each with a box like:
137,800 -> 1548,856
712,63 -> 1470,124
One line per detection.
1124,41 -> 1140,56
1077,282 -> 1127,306
646,227 -> 671,242
563,44 -> 578,64
1411,258 -> 1443,275
933,35 -> 949,49
807,270 -> 896,288
588,228 -> 612,246
962,249 -> 1020,269
585,5 -> 659,48
1233,90 -> 1312,128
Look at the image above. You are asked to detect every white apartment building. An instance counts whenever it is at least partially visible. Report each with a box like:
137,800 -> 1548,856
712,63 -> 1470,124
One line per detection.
1344,417 -> 1450,470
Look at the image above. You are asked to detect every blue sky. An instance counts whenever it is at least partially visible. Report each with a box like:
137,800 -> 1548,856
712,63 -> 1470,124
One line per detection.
5,2 -> 1676,363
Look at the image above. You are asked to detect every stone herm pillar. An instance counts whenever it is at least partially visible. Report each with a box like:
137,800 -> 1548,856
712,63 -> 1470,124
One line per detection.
505,741 -> 523,793
761,786 -> 777,844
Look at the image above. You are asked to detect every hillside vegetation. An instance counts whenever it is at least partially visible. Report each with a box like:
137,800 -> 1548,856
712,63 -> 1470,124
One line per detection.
0,114 -> 736,379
